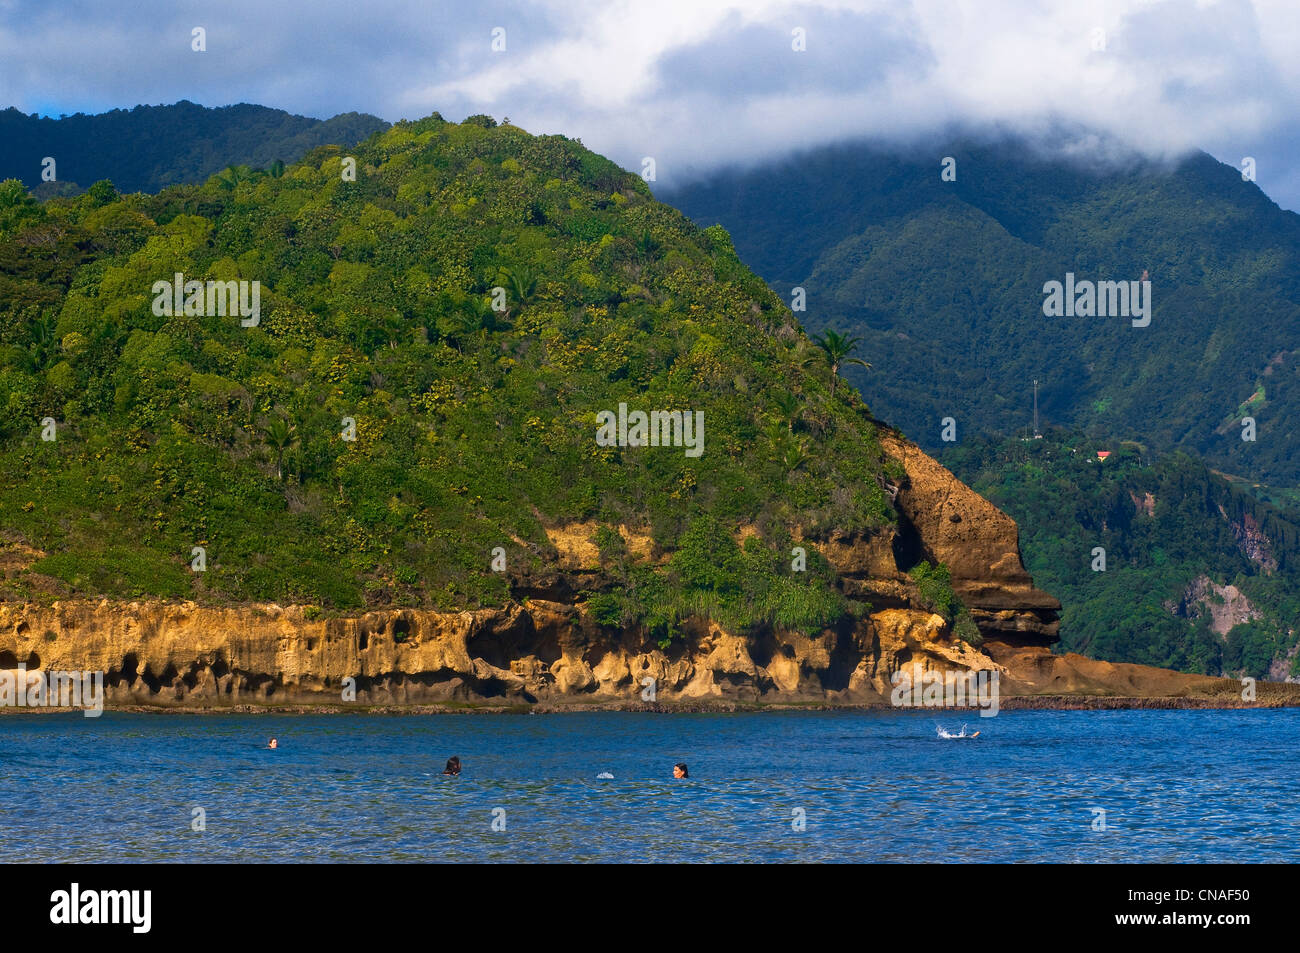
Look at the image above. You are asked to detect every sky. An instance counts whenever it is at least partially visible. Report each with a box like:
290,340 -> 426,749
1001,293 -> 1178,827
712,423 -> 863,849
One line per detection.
2,0 -> 1300,209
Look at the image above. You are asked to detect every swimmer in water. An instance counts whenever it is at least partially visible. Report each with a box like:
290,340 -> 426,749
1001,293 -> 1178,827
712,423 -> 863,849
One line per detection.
267,738 -> 278,749
673,762 -> 689,779
443,756 -> 461,776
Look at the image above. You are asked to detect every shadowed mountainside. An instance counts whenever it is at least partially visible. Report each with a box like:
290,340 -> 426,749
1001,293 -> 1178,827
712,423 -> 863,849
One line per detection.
0,100 -> 389,195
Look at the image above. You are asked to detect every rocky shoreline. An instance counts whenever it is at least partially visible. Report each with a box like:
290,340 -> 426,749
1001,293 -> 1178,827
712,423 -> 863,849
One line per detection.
4,691 -> 1296,716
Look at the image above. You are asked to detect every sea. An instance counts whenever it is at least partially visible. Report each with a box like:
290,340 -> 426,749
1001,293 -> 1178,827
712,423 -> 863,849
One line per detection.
1,708 -> 1295,862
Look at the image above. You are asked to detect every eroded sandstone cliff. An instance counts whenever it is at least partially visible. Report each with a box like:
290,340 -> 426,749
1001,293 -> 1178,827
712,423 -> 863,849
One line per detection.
0,429 -> 1263,709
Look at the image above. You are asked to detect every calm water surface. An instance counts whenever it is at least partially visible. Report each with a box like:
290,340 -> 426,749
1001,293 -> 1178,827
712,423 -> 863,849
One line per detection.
1,709 -> 1295,862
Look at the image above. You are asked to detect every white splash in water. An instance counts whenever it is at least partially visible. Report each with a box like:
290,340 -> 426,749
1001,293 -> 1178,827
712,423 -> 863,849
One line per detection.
937,724 -> 978,739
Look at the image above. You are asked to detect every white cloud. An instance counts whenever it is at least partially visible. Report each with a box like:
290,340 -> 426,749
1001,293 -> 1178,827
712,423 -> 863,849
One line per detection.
2,0 -> 1299,207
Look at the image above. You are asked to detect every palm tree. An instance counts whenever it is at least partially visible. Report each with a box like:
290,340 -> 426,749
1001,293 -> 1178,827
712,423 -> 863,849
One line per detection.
21,313 -> 58,373
215,166 -> 239,190
807,329 -> 871,397
263,417 -> 297,481
463,294 -> 510,334
769,389 -> 802,433
636,230 -> 661,262
215,164 -> 254,191
379,312 -> 408,350
436,307 -> 479,352
781,440 -> 810,472
501,265 -> 537,311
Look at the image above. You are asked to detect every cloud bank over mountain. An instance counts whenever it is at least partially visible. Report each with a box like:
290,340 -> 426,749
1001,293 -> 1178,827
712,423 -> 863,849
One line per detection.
2,0 -> 1298,208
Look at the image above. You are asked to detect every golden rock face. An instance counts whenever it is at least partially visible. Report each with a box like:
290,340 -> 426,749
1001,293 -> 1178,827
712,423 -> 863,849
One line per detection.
0,598 -> 983,708
1,432 -> 1233,710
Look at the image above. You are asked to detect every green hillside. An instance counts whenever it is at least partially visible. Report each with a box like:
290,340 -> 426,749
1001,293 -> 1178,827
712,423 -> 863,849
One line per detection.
664,135 -> 1300,485
943,432 -> 1300,678
0,113 -> 901,642
0,101 -> 389,195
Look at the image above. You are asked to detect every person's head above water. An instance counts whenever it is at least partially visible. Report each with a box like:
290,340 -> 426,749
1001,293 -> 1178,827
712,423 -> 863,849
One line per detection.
673,762 -> 689,779
443,756 -> 461,776
267,738 -> 278,749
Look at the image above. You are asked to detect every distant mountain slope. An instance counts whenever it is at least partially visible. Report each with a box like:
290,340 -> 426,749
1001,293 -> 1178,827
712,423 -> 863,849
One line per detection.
663,135 -> 1300,484
0,101 -> 389,194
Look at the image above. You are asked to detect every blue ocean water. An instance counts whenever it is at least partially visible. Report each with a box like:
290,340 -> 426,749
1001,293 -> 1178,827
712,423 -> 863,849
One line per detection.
1,708 -> 1295,862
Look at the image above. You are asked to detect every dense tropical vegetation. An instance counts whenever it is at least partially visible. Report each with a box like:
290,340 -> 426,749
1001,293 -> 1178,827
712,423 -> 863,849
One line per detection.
0,113 -> 902,641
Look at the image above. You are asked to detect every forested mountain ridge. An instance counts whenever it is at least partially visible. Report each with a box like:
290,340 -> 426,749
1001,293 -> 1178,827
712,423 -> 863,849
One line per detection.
663,135 -> 1300,485
0,101 -> 389,195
